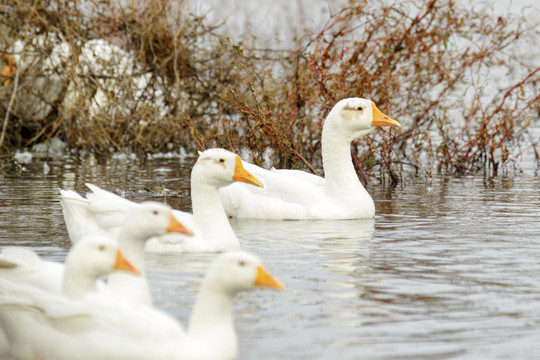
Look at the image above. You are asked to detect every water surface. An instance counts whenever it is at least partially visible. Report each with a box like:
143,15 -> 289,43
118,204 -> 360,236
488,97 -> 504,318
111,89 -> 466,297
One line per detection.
1,155 -> 540,359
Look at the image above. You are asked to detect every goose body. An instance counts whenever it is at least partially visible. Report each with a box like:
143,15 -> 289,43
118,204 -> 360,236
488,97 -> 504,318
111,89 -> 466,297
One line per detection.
0,236 -> 143,360
60,149 -> 263,253
0,241 -> 182,360
219,98 -> 400,220
0,247 -> 64,294
0,251 -> 283,360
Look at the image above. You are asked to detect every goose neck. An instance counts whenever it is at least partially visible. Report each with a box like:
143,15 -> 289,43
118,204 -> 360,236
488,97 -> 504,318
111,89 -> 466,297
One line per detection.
116,228 -> 146,270
188,284 -> 234,336
191,183 -> 236,245
321,131 -> 358,186
62,265 -> 97,298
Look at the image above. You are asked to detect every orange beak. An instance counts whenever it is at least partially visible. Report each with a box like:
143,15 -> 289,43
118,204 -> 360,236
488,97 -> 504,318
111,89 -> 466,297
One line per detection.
168,213 -> 194,236
232,156 -> 263,188
254,265 -> 285,290
114,249 -> 141,275
371,102 -> 400,127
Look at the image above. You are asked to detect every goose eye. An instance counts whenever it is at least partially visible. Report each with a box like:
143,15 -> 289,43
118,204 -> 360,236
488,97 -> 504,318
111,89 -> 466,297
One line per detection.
152,210 -> 159,216
238,260 -> 246,267
98,245 -> 105,251
357,106 -> 364,111
219,158 -> 225,163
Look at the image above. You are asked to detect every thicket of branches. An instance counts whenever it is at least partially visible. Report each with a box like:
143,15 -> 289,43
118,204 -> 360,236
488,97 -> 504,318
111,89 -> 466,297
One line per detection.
1,0 -> 538,180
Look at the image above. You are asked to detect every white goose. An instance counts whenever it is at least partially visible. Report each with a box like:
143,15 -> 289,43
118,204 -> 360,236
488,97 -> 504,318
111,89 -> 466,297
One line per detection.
179,251 -> 284,359
0,238 -> 179,360
8,201 -> 190,305
0,236 -> 141,360
219,98 -> 401,220
0,251 -> 283,360
60,149 -> 263,253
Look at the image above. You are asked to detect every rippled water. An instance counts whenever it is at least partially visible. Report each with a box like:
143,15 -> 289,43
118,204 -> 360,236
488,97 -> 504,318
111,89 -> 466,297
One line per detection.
1,154 -> 540,359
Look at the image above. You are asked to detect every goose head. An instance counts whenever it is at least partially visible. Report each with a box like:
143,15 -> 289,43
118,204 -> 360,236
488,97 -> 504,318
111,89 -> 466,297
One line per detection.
126,201 -> 193,238
325,98 -> 400,142
66,236 -> 141,279
192,149 -> 263,189
204,251 -> 284,295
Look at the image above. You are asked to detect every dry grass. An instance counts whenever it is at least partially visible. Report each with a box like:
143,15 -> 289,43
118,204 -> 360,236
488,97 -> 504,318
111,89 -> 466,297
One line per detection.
1,0 -> 538,179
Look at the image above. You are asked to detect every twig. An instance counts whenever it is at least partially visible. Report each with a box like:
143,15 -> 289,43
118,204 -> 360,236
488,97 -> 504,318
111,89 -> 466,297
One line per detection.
351,150 -> 369,186
0,56 -> 21,148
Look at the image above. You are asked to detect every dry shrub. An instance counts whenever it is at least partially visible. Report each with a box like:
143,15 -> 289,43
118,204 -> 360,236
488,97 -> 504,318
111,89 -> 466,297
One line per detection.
209,0 -> 539,180
0,0 -> 238,152
1,0 -> 538,179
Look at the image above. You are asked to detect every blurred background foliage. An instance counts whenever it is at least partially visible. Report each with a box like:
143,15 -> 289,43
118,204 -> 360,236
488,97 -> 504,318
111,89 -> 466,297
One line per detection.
0,0 -> 538,181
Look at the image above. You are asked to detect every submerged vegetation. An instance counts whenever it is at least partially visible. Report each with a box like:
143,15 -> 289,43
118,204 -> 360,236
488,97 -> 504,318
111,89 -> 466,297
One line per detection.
0,0 -> 538,180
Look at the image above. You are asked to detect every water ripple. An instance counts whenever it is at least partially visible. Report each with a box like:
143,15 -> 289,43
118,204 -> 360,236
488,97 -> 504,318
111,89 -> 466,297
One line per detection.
1,156 -> 540,359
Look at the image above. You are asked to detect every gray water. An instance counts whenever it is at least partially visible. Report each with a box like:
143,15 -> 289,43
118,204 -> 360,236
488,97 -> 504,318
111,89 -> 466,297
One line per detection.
1,154 -> 540,359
